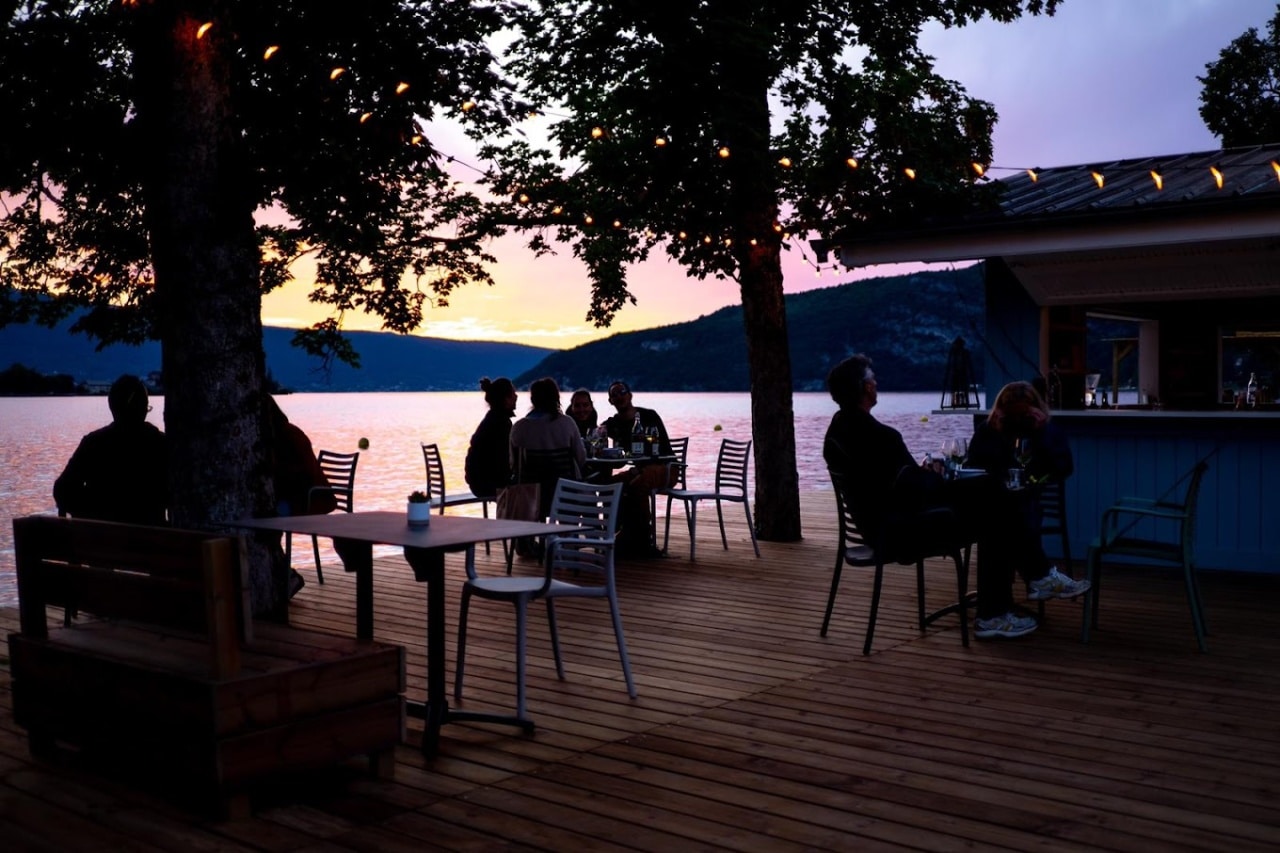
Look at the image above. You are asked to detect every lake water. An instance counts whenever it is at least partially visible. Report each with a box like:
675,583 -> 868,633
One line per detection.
0,391 -> 977,603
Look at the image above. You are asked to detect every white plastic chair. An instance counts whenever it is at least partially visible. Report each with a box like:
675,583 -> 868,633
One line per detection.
454,479 -> 635,729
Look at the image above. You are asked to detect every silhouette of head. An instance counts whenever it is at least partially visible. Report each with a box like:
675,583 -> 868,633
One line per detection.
107,375 -> 149,423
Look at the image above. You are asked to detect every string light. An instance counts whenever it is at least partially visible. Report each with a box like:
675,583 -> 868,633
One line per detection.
329,67 -> 346,81
583,214 -> 594,225
551,206 -> 563,215
612,219 -> 622,228
971,162 -> 985,177
263,45 -> 279,60
1210,166 -> 1224,189
1150,170 -> 1163,190
703,235 -> 712,244
1272,161 -> 1280,182
778,156 -> 792,168
654,136 -> 667,147
461,100 -> 476,112
517,193 -> 529,204
1091,171 -> 1105,188
196,22 -> 213,39
358,112 -> 372,124
591,126 -> 604,139
846,157 -> 859,169
678,231 -> 688,239
395,82 -> 409,95
903,167 -> 916,179
1026,169 -> 1039,182
718,146 -> 730,159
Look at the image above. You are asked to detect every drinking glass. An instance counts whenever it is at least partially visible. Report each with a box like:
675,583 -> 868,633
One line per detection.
1014,437 -> 1033,470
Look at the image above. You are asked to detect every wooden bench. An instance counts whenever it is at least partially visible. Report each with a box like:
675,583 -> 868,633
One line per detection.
7,515 -> 405,818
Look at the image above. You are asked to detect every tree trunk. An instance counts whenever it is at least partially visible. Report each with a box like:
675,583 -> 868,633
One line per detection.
132,2 -> 285,617
719,5 -> 802,542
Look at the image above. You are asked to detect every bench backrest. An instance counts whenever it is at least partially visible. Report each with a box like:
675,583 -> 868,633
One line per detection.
13,515 -> 251,678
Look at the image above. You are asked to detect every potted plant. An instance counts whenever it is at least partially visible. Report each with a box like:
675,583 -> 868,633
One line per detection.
407,490 -> 432,528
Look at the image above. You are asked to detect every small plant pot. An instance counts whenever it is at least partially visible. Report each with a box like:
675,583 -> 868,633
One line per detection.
407,501 -> 432,528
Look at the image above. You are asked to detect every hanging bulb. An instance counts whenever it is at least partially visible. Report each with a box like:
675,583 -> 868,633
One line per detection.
461,100 -> 476,112
678,231 -> 688,240
263,45 -> 279,60
1150,170 -> 1163,190
772,222 -> 783,233
778,156 -> 792,168
724,238 -> 732,246
846,157 -> 859,169
358,112 -> 372,124
1026,168 -> 1039,182
517,193 -> 530,204
971,162 -> 986,177
703,235 -> 712,244
196,22 -> 213,39
1210,166 -> 1224,189
330,67 -> 346,81
583,214 -> 594,225
654,136 -> 667,147
718,146 -> 730,159
612,219 -> 622,228
1091,171 -> 1105,188
903,167 -> 917,179
591,126 -> 604,139
551,205 -> 563,215
395,82 -> 410,95
749,238 -> 758,246
1272,161 -> 1280,182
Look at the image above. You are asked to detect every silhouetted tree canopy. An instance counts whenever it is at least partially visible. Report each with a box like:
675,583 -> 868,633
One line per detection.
1199,5 -> 1280,147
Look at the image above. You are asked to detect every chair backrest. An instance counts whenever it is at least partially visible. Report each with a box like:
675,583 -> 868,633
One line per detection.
713,438 -> 752,496
517,446 -> 579,483
316,450 -> 358,513
1039,478 -> 1067,528
546,479 -> 623,578
667,437 -> 690,489
829,470 -> 872,557
1179,461 -> 1210,552
421,442 -> 447,508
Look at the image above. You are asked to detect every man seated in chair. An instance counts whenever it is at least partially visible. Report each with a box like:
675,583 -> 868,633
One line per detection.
602,380 -> 676,558
822,355 -> 1089,640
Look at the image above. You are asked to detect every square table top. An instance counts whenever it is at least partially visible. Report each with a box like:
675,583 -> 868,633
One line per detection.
234,511 -> 582,550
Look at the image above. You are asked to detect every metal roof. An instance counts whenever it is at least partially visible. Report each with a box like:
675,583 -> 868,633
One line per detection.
820,144 -> 1280,305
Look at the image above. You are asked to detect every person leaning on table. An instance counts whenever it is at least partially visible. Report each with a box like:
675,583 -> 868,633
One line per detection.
821,354 -> 1088,640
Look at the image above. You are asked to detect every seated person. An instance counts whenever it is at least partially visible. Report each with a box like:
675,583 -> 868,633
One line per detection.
509,376 -> 585,520
602,380 -> 675,556
54,374 -> 168,526
822,355 -> 1088,640
967,380 -> 1074,580
569,388 -> 599,438
465,376 -> 517,499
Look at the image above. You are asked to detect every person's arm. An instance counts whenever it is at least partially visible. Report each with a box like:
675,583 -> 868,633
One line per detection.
53,438 -> 91,516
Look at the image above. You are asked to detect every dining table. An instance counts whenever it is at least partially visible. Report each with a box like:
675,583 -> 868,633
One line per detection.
233,511 -> 587,756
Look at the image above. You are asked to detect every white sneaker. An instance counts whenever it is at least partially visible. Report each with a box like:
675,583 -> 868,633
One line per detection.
974,611 -> 1039,639
1028,566 -> 1091,601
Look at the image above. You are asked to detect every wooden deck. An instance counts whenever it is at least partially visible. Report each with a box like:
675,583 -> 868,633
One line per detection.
3,493 -> 1279,851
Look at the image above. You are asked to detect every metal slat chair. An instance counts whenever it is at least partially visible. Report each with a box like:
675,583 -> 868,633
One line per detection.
659,437 -> 759,561
285,449 -> 358,584
821,469 -> 972,653
421,442 -> 496,553
1083,461 -> 1210,652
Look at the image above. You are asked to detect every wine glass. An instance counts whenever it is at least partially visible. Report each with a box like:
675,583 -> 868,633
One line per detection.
940,438 -> 958,477
1014,437 -> 1033,470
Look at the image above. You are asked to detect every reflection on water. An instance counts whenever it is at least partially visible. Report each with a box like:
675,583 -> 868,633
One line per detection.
0,391 -> 977,604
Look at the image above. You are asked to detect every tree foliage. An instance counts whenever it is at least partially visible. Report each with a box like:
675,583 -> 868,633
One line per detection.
1198,4 -> 1280,147
0,0 -> 520,357
483,0 -> 1057,539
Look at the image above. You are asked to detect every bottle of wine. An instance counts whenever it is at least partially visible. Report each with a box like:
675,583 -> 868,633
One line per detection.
1246,373 -> 1258,408
630,415 -> 645,456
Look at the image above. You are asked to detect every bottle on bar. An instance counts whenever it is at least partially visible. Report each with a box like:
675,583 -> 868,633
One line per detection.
630,414 -> 645,456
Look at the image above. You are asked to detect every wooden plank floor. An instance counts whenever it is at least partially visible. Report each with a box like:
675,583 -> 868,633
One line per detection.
3,493 -> 1279,851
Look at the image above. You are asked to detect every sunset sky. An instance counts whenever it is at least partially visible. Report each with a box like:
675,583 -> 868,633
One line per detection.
260,0 -> 1279,350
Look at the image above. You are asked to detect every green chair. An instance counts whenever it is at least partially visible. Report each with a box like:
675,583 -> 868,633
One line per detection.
1082,461 -> 1210,652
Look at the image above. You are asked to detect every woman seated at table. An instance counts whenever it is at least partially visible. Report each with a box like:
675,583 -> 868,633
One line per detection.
509,377 -> 586,519
569,388 -> 598,438
967,380 -> 1074,578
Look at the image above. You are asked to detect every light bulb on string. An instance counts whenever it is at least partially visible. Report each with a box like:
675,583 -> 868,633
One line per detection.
703,235 -> 712,244
329,67 -> 346,81
1026,169 -> 1039,182
358,112 -> 372,124
846,157 -> 859,169
778,156 -> 792,168
591,126 -> 604,139
654,136 -> 667,147
718,146 -> 730,159
903,167 -> 916,180
971,162 -> 985,177
461,100 -> 476,112
1272,161 -> 1280,182
678,231 -> 688,240
517,193 -> 529,204
395,82 -> 410,95
612,219 -> 622,228
263,45 -> 279,60
196,22 -> 213,39
1150,170 -> 1163,190
583,214 -> 594,225
1210,166 -> 1224,189
1091,171 -> 1105,189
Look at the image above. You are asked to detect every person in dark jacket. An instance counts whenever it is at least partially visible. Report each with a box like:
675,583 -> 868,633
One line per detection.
464,376 -> 517,498
54,374 -> 168,526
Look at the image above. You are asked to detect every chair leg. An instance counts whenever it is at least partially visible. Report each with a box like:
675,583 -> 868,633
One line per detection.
662,496 -> 675,552
454,587 -> 473,701
914,560 -> 927,631
607,588 -> 637,698
862,562 -> 886,656
715,500 -> 729,551
285,531 -> 292,566
514,598 -> 529,721
481,500 -> 491,554
820,554 -> 845,637
1184,560 -> 1209,653
741,500 -> 760,557
685,499 -> 698,561
310,534 -> 325,584
1081,548 -> 1101,644
955,549 -> 970,648
546,598 -> 565,680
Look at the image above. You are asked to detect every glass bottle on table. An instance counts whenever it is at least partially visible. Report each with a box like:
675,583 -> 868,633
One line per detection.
630,414 -> 645,456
